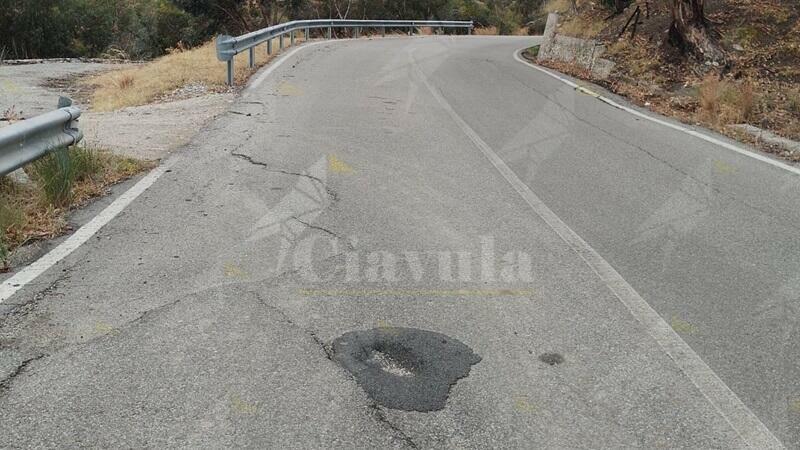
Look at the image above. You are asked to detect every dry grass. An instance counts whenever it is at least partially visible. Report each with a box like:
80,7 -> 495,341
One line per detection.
698,75 -> 722,122
88,36 -> 303,111
788,89 -> 800,114
559,16 -> 605,38
474,26 -> 499,35
116,74 -> 135,90
698,75 -> 758,125
607,39 -> 662,78
0,147 -> 152,265
1,106 -> 22,122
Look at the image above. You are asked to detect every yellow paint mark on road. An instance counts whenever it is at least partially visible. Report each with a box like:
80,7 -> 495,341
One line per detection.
0,80 -> 19,93
789,399 -> 800,413
328,154 -> 354,174
513,396 -> 537,413
713,160 -> 737,174
670,316 -> 697,334
230,395 -> 258,414
223,262 -> 249,279
94,322 -> 118,335
575,85 -> 601,98
277,81 -> 303,96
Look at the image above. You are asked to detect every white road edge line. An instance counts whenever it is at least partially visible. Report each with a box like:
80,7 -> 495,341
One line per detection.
0,40 -> 318,305
513,49 -> 800,177
0,162 -> 172,304
411,55 -> 784,449
247,39 -> 334,91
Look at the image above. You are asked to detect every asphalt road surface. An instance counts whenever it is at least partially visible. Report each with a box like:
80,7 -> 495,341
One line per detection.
2,36 -> 799,448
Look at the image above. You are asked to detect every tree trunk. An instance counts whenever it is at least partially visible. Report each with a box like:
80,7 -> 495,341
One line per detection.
668,0 -> 726,64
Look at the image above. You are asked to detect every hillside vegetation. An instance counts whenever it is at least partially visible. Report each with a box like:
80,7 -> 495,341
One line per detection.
538,0 -> 800,158
1,0 -> 548,60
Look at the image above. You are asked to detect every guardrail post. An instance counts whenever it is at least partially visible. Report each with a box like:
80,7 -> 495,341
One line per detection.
354,27 -> 360,38
57,96 -> 72,108
227,60 -> 234,86
267,39 -> 272,55
279,33 -> 284,50
381,26 -> 386,37
291,30 -> 295,46
327,26 -> 332,39
305,28 -> 309,41
248,47 -> 255,68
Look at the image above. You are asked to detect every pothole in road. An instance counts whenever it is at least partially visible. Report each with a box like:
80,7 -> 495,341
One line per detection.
538,352 -> 565,366
332,327 -> 481,412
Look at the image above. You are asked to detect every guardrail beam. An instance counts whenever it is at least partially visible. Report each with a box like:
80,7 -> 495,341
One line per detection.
0,104 -> 83,177
216,19 -> 474,86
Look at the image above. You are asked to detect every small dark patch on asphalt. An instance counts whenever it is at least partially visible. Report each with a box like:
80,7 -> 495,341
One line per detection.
538,352 -> 564,366
332,327 -> 480,412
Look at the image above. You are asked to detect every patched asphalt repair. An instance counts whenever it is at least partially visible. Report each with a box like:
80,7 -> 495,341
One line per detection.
332,327 -> 481,412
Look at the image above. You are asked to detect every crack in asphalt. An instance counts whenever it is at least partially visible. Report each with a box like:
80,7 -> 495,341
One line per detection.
1,265 -> 75,323
0,354 -> 46,394
250,293 -> 417,446
291,217 -> 355,250
230,151 -> 338,201
127,297 -> 185,327
309,331 -> 334,360
367,403 -> 419,448
252,292 -> 334,359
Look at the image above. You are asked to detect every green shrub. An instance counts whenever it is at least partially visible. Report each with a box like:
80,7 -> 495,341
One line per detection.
480,6 -> 523,35
30,148 -> 75,207
70,146 -> 103,182
29,146 -> 105,207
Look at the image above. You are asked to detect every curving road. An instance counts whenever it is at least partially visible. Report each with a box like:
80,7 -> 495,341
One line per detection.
1,36 -> 798,448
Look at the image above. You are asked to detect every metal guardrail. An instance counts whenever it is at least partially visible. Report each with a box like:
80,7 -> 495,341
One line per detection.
216,19 -> 474,85
0,99 -> 82,177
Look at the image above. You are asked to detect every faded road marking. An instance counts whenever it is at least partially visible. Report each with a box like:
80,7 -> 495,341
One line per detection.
328,154 -> 355,174
575,85 -> 601,98
277,81 -> 303,96
223,262 -> 249,279
671,316 -> 698,334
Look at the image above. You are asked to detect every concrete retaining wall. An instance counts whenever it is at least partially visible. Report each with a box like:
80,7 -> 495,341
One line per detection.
537,13 -> 615,80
